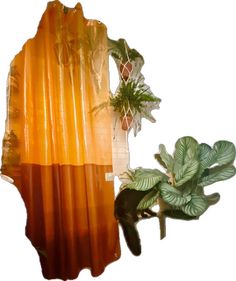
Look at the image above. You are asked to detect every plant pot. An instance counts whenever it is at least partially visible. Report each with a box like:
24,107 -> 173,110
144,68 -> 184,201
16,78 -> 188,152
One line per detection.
120,115 -> 133,131
119,61 -> 133,81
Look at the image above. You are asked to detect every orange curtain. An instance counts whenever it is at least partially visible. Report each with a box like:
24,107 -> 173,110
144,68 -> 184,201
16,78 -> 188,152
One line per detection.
1,1 -> 120,279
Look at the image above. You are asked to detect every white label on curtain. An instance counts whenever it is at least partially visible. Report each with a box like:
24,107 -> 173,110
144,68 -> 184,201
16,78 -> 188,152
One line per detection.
105,173 -> 114,181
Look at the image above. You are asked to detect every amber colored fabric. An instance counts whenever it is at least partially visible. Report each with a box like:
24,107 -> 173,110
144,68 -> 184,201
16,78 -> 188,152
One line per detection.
1,1 -> 120,279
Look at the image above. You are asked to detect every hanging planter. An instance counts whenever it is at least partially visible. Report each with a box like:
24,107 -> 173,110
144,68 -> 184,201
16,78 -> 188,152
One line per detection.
108,38 -> 142,81
119,61 -> 133,81
120,114 -> 133,131
92,78 -> 161,135
110,79 -> 161,132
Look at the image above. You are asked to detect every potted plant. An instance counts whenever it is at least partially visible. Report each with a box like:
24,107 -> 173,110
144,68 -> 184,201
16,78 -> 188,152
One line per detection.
92,79 -> 161,131
111,79 -> 160,130
115,136 -> 236,255
108,38 -> 144,81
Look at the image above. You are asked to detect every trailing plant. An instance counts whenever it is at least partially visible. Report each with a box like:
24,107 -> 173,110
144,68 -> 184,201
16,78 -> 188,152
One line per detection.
116,136 -> 236,252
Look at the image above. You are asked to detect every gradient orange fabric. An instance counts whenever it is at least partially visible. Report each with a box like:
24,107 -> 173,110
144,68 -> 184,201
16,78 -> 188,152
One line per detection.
1,1 -> 120,279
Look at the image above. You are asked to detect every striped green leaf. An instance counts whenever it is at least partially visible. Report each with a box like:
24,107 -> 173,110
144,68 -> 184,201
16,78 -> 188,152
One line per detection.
160,183 -> 191,207
198,143 -> 216,174
181,194 -> 208,217
198,166 -> 236,187
126,173 -> 162,191
175,160 -> 199,187
134,168 -> 166,179
159,144 -> 174,172
137,189 -> 159,210
174,137 -> 199,173
213,141 -> 236,166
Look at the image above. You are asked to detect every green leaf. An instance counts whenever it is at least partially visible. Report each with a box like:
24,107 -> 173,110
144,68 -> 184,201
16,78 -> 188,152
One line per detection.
160,183 -> 191,207
175,160 -> 199,187
173,136 -> 199,173
205,193 -> 220,205
159,144 -> 174,172
126,176 -> 161,191
125,168 -> 167,191
137,189 -> 159,210
198,143 -> 216,174
154,153 -> 167,169
181,194 -> 208,217
213,141 -> 236,166
198,166 -> 236,187
133,167 -> 165,179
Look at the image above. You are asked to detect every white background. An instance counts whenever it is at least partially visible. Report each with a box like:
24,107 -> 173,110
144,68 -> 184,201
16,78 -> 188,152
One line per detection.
1,0 -> 236,280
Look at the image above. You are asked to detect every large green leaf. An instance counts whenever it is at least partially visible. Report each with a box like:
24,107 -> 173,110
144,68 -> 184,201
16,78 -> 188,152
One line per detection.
198,143 -> 216,175
173,137 -> 199,173
198,166 -> 236,187
126,170 -> 163,191
126,176 -> 161,191
181,194 -> 208,217
175,160 -> 199,187
160,183 -> 191,207
137,189 -> 159,210
159,144 -> 174,172
213,141 -> 236,166
134,167 -> 166,179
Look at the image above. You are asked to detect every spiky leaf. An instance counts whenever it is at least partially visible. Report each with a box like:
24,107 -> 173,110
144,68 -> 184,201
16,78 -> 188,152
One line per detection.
160,183 -> 191,207
181,194 -> 208,217
213,141 -> 236,166
175,160 -> 199,187
159,144 -> 174,172
137,189 -> 159,210
198,166 -> 236,187
205,193 -> 220,205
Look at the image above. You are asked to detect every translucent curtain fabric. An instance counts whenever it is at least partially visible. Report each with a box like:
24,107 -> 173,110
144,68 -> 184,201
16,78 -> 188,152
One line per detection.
1,1 -> 120,279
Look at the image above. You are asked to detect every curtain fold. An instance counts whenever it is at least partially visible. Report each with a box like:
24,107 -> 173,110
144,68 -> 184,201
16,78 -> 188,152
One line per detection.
1,1 -> 120,279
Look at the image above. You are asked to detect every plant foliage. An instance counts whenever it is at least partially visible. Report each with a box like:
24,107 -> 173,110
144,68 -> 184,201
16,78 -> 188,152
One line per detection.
121,136 -> 236,218
110,79 -> 161,116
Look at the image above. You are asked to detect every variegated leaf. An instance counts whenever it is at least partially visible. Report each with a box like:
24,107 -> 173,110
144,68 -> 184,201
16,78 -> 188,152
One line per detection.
181,194 -> 208,217
159,144 -> 174,172
175,160 -> 199,187
198,166 -> 236,187
174,136 -> 199,173
137,189 -> 159,210
213,141 -> 236,166
160,182 -> 191,207
126,174 -> 162,191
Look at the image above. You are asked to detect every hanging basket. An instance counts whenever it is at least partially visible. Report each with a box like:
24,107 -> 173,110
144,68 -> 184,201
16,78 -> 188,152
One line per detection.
120,115 -> 133,131
119,61 -> 133,81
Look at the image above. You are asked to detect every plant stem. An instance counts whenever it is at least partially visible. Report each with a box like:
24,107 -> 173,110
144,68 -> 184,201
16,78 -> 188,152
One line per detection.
157,198 -> 167,240
158,214 -> 166,240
